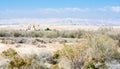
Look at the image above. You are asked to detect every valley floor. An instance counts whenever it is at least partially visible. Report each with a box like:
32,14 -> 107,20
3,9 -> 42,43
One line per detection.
0,25 -> 120,69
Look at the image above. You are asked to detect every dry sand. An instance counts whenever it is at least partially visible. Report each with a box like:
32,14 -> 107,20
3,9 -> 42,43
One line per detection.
0,25 -> 120,31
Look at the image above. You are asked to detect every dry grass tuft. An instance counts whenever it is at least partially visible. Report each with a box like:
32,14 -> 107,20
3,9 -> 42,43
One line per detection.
58,33 -> 120,69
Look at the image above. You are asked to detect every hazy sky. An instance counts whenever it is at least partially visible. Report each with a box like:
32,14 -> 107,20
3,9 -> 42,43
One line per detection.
0,0 -> 120,19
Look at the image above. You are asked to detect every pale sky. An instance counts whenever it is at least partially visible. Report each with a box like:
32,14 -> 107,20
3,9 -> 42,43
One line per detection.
0,0 -> 120,25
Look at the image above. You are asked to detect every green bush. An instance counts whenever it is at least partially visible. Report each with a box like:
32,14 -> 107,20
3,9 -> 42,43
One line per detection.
83,60 -> 96,69
45,28 -> 51,31
8,56 -> 33,69
2,48 -> 18,58
83,59 -> 107,69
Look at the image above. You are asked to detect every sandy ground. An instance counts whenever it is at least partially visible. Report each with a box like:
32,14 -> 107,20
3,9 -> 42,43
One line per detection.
0,42 -> 64,67
0,25 -> 120,31
0,42 -> 63,55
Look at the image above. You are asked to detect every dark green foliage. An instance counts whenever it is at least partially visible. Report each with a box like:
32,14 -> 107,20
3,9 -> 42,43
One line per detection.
45,28 -> 51,31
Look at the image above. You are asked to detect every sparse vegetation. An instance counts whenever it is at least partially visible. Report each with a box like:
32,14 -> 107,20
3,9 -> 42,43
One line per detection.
2,48 -> 18,58
58,33 -> 120,69
0,29 -> 84,38
8,56 -> 33,69
0,27 -> 120,69
59,43 -> 88,69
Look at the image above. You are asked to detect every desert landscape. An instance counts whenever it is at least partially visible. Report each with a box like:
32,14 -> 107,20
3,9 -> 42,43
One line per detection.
0,25 -> 120,69
0,0 -> 120,69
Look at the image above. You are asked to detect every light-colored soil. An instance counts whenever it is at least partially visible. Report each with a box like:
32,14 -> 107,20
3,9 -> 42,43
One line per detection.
0,42 -> 64,66
1,25 -> 120,31
0,42 -> 63,55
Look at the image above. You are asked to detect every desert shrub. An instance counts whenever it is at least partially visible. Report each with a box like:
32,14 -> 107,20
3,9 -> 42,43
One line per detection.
59,39 -> 67,44
105,30 -> 120,44
8,56 -> 33,69
43,31 -> 59,38
14,32 -> 24,37
0,29 -> 85,38
83,59 -> 107,69
2,48 -> 18,58
0,32 -> 7,37
59,43 -> 88,69
1,39 -> 7,44
86,34 -> 120,60
73,30 -> 85,38
48,57 -> 58,64
58,33 -> 120,69
45,28 -> 51,31
26,31 -> 44,37
97,27 -> 120,40
2,49 -> 50,69
60,31 -> 75,38
48,51 -> 60,65
28,30 -> 59,38
83,60 -> 96,69
51,64 -> 64,69
108,31 -> 120,40
59,30 -> 85,38
97,27 -> 113,34
8,55 -> 47,69
53,51 -> 60,59
2,48 -> 33,68
0,30 -> 12,37
27,51 -> 52,69
24,31 -> 33,37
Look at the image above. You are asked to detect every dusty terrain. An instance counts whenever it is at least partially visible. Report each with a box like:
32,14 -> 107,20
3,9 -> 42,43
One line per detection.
1,25 -> 120,31
0,25 -> 120,69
